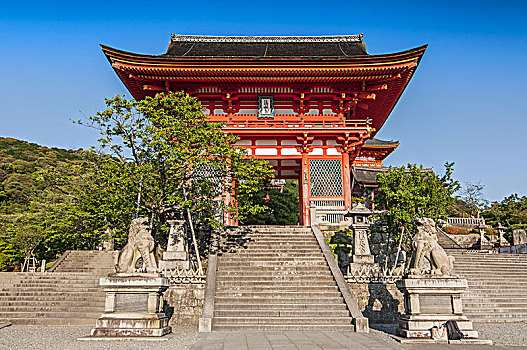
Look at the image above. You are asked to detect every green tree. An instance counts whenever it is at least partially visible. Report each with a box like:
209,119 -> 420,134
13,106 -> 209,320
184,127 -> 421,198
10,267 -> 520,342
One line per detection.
242,179 -> 299,225
374,162 -> 459,260
76,92 -> 273,254
483,194 -> 527,233
459,181 -> 488,217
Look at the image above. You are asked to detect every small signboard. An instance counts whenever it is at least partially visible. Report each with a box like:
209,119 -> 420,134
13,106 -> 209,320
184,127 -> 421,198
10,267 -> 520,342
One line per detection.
258,95 -> 274,118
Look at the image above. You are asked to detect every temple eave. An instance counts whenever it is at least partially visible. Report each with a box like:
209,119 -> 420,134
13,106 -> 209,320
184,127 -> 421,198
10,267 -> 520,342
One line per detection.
100,44 -> 427,67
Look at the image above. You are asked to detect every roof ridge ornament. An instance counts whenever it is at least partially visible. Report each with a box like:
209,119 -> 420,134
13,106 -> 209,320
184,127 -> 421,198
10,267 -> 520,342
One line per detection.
169,33 -> 364,43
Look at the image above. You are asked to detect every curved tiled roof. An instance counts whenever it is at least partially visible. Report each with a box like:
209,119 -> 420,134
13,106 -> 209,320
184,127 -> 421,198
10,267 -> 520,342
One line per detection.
352,166 -> 434,186
363,138 -> 399,147
165,34 -> 368,58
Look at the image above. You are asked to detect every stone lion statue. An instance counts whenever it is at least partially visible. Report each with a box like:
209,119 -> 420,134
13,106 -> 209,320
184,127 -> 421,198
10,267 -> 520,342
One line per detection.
410,217 -> 455,276
116,217 -> 158,273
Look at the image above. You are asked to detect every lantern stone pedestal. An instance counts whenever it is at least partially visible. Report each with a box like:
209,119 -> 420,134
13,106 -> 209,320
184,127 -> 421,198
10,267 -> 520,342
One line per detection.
396,276 -> 485,342
90,273 -> 171,337
159,219 -> 190,270
345,203 -> 375,268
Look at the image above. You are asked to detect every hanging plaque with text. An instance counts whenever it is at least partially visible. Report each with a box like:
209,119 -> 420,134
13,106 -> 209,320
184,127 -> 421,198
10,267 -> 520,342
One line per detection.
258,95 -> 274,119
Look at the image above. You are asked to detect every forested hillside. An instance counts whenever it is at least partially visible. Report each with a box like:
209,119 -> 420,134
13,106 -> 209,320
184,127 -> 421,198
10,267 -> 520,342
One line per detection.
0,137 -> 85,211
0,137 -> 97,269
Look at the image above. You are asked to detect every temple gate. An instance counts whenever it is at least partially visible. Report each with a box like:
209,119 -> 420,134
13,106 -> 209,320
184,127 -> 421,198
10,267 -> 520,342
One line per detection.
101,34 -> 426,225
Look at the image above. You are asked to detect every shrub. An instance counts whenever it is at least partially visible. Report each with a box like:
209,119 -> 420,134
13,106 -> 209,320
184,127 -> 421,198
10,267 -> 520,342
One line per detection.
443,226 -> 469,235
484,227 -> 495,236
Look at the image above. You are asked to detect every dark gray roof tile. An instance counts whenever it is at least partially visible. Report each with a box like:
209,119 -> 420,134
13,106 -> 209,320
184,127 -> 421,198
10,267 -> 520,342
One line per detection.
165,34 -> 368,58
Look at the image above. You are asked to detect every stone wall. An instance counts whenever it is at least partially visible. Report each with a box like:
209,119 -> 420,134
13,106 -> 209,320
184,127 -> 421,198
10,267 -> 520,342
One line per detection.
348,282 -> 404,324
164,283 -> 205,326
448,234 -> 480,248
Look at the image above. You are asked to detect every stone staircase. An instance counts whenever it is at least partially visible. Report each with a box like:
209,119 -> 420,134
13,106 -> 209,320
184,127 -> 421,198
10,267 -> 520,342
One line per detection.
452,252 -> 527,322
212,226 -> 354,331
0,250 -> 115,325
51,250 -> 116,275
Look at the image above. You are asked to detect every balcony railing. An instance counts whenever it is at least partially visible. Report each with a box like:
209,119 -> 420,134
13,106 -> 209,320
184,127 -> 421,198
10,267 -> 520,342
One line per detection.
209,114 -> 371,130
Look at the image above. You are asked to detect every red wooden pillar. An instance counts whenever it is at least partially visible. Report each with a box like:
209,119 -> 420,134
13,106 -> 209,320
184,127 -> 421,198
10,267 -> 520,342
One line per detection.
301,152 -> 310,226
298,174 -> 304,225
342,151 -> 352,211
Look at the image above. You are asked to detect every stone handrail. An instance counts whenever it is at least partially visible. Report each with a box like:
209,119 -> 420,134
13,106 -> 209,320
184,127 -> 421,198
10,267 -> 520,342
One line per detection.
47,250 -> 71,272
311,223 -> 369,332
198,230 -> 219,332
447,217 -> 486,228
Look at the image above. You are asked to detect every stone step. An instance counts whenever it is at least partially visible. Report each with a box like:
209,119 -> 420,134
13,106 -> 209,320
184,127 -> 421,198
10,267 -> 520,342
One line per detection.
457,270 -> 527,274
211,324 -> 355,331
0,311 -> 102,319
464,297 -> 527,303
219,256 -> 325,261
455,265 -> 527,270
454,261 -> 527,264
214,296 -> 343,304
465,312 -> 527,319
0,306 -> 102,313
218,253 -> 323,259
226,242 -> 319,247
214,309 -> 350,317
221,249 -> 322,254
212,316 -> 352,325
0,300 -> 104,307
215,291 -> 341,298
215,271 -> 332,277
463,307 -> 527,313
222,239 -> 315,244
216,286 -> 339,292
451,253 -> 527,322
231,226 -> 311,231
465,287 -> 527,293
231,241 -> 318,245
0,290 -> 104,297
219,259 -> 327,265
465,281 -> 527,286
216,280 -> 337,287
223,235 -> 315,240
0,295 -> 105,302
212,226 -> 352,329
1,287 -> 102,293
5,272 -> 100,277
215,275 -> 335,282
218,261 -> 327,267
8,282 -> 100,288
217,266 -> 328,272
0,251 -> 115,326
214,302 -> 348,311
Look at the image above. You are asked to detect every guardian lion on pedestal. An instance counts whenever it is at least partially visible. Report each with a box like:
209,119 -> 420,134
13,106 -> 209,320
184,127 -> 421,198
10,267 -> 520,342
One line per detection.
410,217 -> 455,276
116,217 -> 158,273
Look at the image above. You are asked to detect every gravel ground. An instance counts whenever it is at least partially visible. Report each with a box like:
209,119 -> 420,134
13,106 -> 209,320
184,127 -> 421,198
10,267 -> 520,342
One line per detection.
474,321 -> 527,347
371,322 -> 527,348
0,324 -> 198,350
3,322 -> 527,349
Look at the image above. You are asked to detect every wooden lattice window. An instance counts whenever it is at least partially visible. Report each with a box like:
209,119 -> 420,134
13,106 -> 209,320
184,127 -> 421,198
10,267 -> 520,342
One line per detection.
309,159 -> 342,197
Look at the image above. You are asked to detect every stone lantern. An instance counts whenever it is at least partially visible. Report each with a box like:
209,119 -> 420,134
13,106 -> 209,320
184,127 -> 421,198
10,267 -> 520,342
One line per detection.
344,203 -> 374,265
495,223 -> 509,247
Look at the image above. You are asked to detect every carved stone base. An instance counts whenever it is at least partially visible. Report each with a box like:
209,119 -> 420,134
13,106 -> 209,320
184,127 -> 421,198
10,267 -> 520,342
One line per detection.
396,276 -> 479,340
159,253 -> 190,270
92,313 -> 171,337
351,254 -> 374,264
90,273 -> 172,337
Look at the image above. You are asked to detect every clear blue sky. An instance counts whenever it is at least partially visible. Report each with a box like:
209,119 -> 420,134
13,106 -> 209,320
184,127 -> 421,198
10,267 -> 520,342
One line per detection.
1,0 -> 526,201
